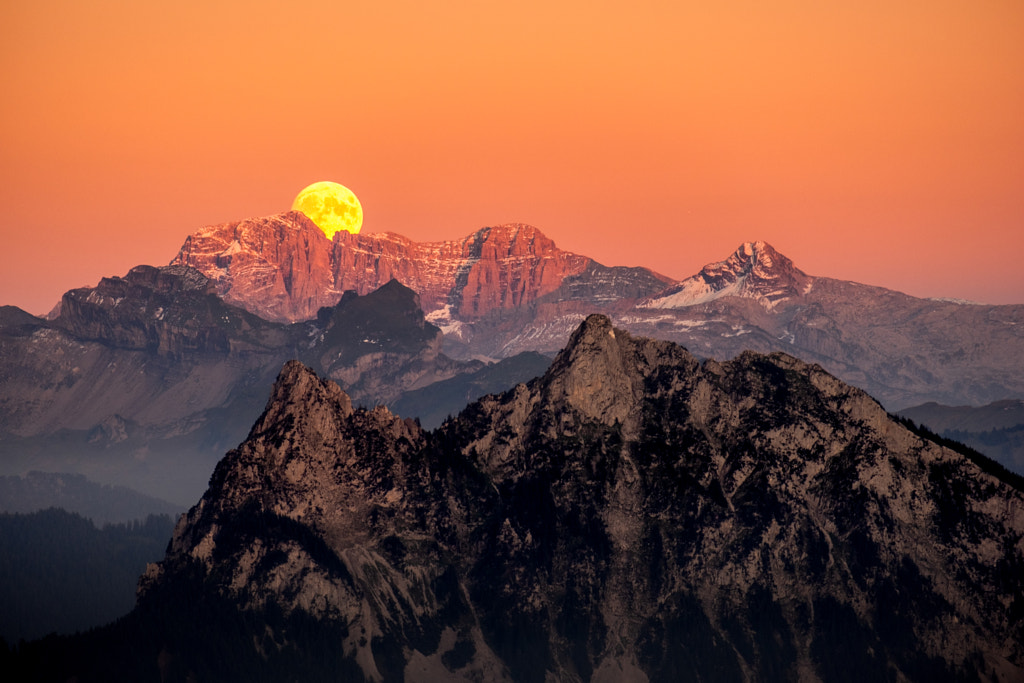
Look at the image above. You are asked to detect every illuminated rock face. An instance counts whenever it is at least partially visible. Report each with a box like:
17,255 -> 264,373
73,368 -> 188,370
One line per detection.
171,213 -> 637,324
138,316 -> 1024,682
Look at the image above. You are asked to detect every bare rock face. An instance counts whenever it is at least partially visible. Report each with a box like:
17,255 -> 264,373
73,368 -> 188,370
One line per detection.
171,213 -> 601,324
126,316 -> 1024,682
170,212 -> 339,324
57,265 -> 240,356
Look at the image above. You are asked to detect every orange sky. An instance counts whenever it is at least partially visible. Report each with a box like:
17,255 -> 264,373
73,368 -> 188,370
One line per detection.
2,1 -> 1022,314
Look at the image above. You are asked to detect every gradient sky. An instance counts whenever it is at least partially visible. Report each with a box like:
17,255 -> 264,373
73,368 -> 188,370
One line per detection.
2,1 -> 1022,314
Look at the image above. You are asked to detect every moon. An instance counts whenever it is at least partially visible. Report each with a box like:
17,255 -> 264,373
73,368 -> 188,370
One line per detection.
291,181 -> 363,239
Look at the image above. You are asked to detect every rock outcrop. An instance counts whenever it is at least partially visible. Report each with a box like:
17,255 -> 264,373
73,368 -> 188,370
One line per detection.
57,264 -> 280,356
110,316 -> 1024,682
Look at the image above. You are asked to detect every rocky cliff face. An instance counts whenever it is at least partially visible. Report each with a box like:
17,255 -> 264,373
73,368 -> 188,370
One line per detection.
57,264 -> 284,356
169,212 -> 340,324
130,316 -> 1024,682
171,213 -> 615,324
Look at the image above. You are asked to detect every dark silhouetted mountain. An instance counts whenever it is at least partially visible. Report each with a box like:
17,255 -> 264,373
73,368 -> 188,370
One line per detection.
15,316 -> 1021,682
0,305 -> 45,331
172,215 -> 1024,410
900,399 -> 1024,474
307,279 -> 478,406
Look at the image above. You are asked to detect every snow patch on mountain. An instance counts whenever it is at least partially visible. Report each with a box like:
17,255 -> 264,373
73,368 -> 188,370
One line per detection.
642,241 -> 813,310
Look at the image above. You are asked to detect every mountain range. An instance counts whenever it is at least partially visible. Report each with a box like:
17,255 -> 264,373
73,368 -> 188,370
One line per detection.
172,212 -> 1024,410
11,316 -> 1022,681
0,267 -> 513,503
4,209 -> 1024,680
4,212 -> 1023,506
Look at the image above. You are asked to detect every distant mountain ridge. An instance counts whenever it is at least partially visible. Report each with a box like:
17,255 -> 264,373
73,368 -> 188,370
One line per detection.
172,213 -> 1024,413
0,270 -> 541,503
0,472 -> 181,525
900,399 -> 1024,474
642,239 -> 812,309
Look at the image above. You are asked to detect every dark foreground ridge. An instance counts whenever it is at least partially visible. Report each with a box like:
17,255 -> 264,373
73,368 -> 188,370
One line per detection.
8,315 -> 1024,682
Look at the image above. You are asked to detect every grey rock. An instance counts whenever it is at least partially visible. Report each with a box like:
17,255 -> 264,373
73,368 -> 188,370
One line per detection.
141,315 -> 1024,682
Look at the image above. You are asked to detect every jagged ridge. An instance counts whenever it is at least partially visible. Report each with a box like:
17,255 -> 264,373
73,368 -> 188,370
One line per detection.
127,315 -> 1024,683
642,240 -> 813,309
171,213 -> 614,324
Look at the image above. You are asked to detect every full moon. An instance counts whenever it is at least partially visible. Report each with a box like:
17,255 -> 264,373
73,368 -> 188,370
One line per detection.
291,181 -> 363,239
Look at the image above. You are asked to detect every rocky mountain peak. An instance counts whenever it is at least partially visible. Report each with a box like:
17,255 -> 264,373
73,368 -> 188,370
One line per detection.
725,240 -> 797,282
445,223 -> 591,319
466,223 -> 556,258
539,314 -> 694,433
643,240 -> 813,309
125,315 -> 1024,682
250,360 -> 354,440
171,212 -> 339,323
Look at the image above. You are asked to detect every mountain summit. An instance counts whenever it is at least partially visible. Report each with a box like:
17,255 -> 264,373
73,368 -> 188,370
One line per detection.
643,240 -> 813,309
95,316 -> 1023,682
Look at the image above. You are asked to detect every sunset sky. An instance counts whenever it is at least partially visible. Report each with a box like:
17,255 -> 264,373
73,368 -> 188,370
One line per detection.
2,1 -> 1022,314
